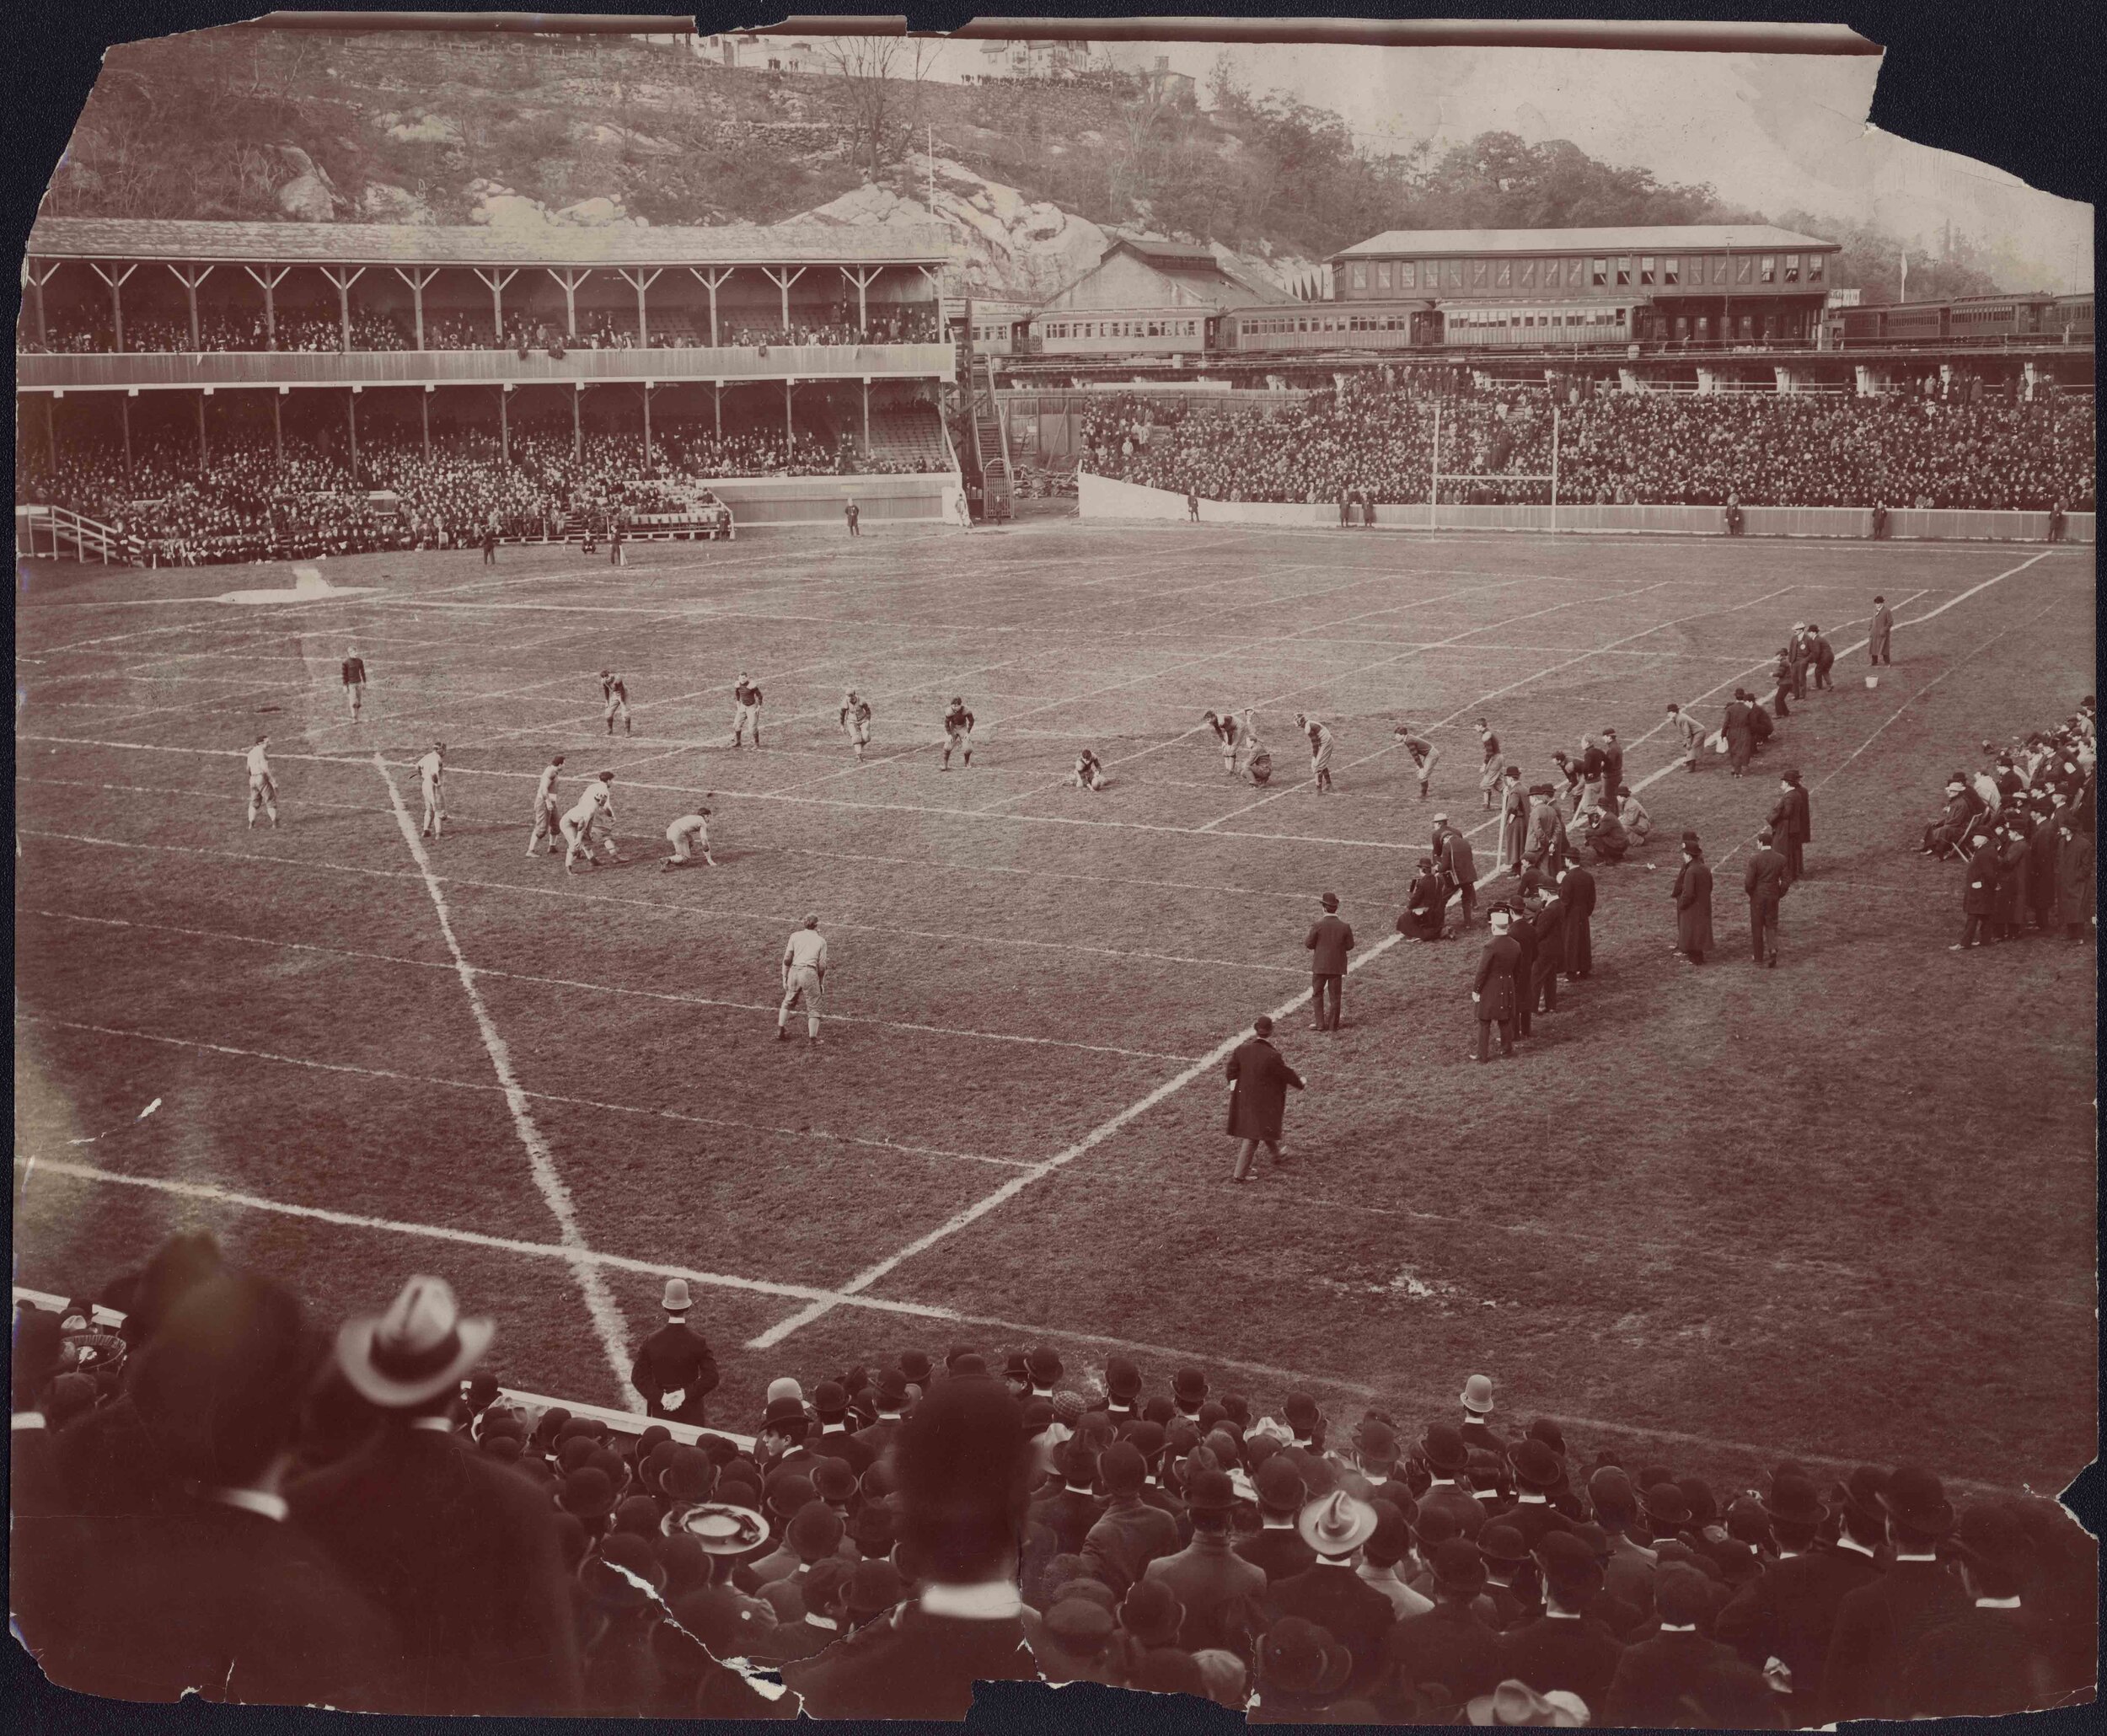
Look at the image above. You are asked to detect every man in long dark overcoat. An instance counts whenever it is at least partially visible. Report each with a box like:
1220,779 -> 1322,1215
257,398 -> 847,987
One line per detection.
1225,1015 -> 1305,1183
1471,910 -> 1522,1062
1555,862 -> 1595,980
1673,834 -> 1713,963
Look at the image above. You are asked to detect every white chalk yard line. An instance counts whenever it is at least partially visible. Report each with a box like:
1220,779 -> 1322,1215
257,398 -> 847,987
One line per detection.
14,1011 -> 1025,1174
371,755 -> 638,1402
743,549 -> 2068,1350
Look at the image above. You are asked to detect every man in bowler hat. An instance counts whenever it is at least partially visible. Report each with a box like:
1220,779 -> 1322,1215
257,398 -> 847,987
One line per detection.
630,1278 -> 720,1423
1819,1465 -> 1969,1723
1305,892 -> 1354,1031
1744,828 -> 1789,967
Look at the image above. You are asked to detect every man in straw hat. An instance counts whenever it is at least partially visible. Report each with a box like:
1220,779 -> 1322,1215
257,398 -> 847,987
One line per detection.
630,1278 -> 720,1424
24,1269 -> 405,1712
1261,1489 -> 1396,1693
1464,1679 -> 1592,1727
289,1275 -> 582,1715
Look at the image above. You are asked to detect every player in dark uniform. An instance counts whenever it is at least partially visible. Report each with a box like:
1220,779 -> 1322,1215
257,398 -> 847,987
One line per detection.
341,646 -> 367,720
845,500 -> 861,538
731,675 -> 764,747
941,699 -> 975,770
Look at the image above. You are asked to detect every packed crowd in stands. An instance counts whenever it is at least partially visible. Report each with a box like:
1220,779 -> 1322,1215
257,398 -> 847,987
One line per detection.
17,417 -> 937,562
1919,698 -> 2097,948
19,303 -> 939,355
1081,380 -> 2097,512
13,1245 -> 2095,1721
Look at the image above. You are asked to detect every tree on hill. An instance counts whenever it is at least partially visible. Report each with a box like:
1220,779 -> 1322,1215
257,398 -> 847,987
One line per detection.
1772,207 -> 2002,303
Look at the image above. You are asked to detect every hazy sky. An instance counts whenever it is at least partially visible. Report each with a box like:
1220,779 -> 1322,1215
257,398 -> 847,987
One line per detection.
920,40 -> 2092,290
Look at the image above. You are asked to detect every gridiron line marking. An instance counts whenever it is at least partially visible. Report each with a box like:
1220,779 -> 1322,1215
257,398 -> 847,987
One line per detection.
372,754 -> 637,1401
15,1010 -> 1027,1171
742,551 -> 2063,1349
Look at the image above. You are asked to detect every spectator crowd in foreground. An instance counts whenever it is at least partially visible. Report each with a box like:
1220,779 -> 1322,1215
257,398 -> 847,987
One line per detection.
12,1240 -> 2096,1723
1082,380 -> 2096,512
17,420 -> 941,565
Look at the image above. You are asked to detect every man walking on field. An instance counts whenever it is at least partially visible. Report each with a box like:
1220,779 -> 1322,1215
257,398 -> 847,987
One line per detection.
244,734 -> 279,829
341,645 -> 367,720
778,915 -> 828,1044
526,753 -> 566,857
839,690 -> 873,763
1868,595 -> 1894,667
416,741 -> 447,839
941,697 -> 975,770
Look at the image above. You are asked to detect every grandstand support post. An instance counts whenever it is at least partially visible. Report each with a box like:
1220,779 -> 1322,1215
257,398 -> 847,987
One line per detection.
617,267 -> 662,347
24,260 -> 60,347
46,394 -> 59,472
346,387 -> 360,476
713,380 -> 721,439
641,382 -> 653,466
498,384 -> 510,464
572,382 -> 582,459
546,266 -> 591,339
420,386 -> 431,458
88,261 -> 138,355
841,265 -> 880,337
1550,405 -> 1560,533
394,266 -> 439,349
320,265 -> 367,353
474,268 -> 518,344
120,392 -> 132,480
689,267 -> 733,347
166,263 -> 215,351
785,378 -> 795,450
763,265 -> 807,333
862,376 -> 871,450
272,389 -> 284,467
1429,401 -> 1440,533
244,265 -> 290,348
196,394 -> 208,469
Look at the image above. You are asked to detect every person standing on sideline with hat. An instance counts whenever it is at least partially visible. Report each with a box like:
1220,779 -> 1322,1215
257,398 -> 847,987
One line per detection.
1305,893 -> 1354,1031
630,1279 -> 720,1423
785,1374 -> 1039,1718
288,1276 -> 583,1716
1721,690 -> 1756,777
1819,1464 -> 1970,1724
1377,1538 -> 1507,1719
1457,1374 -> 1504,1457
1524,785 -> 1568,876
1601,1563 -> 1739,1726
1672,834 -> 1713,964
1263,1491 -> 1398,1695
1954,831 -> 2000,950
24,1271 -> 408,1712
1496,767 -> 1530,871
777,914 -> 828,1043
1868,594 -> 1894,666
1145,1466 -> 1268,1651
1714,1471 -> 1879,1722
1769,769 -> 1811,883
1225,1015 -> 1306,1183
1435,813 -> 1478,929
1553,861 -> 1595,980
1739,824 -> 1788,966
1239,1456 -> 1320,1581
1893,1498 -> 2067,1717
1471,908 -> 1523,1063
1666,702 -> 1705,774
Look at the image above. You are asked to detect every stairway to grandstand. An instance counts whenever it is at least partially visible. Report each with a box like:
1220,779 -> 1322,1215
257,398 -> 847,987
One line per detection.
968,356 -> 1013,521
15,504 -> 136,565
866,405 -> 950,469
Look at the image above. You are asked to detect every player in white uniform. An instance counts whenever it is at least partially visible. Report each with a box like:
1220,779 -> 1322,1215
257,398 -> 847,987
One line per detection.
244,735 -> 278,829
730,674 -> 764,748
776,915 -> 828,1043
940,698 -> 974,770
526,754 -> 566,857
662,806 -> 716,871
839,690 -> 873,762
416,742 -> 447,839
601,671 -> 631,737
1071,749 -> 1107,791
561,771 -> 619,872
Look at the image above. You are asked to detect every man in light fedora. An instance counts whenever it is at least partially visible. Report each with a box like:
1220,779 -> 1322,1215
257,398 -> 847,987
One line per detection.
290,1276 -> 583,1716
1262,1490 -> 1397,1693
1465,1679 -> 1590,1727
630,1278 -> 720,1424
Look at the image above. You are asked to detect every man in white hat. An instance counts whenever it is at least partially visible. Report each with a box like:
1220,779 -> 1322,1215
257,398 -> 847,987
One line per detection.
289,1277 -> 583,1717
1259,1491 -> 1396,1695
630,1278 -> 721,1423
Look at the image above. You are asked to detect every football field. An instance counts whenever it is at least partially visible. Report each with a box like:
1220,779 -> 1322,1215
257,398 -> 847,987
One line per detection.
13,519 -> 2097,1497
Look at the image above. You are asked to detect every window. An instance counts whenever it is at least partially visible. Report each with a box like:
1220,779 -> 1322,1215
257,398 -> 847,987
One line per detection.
1616,257 -> 1632,287
1663,256 -> 1680,286
1396,261 -> 1413,291
1516,260 -> 1533,288
1760,255 -> 1776,284
1740,313 -> 1755,340
1591,258 -> 1608,287
1675,316 -> 1689,341
1495,260 -> 1511,288
1783,254 -> 1799,282
1446,260 -> 1463,289
1640,255 -> 1655,286
1809,253 -> 1825,281
1350,262 -> 1367,291
1735,255 -> 1754,285
1376,261 -> 1392,289
1697,316 -> 1709,341
1471,260 -> 1489,287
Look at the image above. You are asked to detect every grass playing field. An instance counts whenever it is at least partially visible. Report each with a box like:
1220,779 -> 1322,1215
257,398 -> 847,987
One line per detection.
13,518 -> 2097,1498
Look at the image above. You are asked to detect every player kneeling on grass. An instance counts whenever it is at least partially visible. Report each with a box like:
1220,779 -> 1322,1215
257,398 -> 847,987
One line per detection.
662,806 -> 716,871
839,690 -> 873,763
777,914 -> 828,1044
1071,749 -> 1108,792
245,734 -> 279,829
562,770 -> 619,872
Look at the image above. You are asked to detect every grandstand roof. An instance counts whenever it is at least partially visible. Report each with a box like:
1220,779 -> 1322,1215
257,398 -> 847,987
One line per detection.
1336,224 -> 1839,259
24,217 -> 952,270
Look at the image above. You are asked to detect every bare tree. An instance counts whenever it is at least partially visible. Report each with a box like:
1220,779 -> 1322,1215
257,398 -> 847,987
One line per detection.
1107,78 -> 1172,222
818,34 -> 912,181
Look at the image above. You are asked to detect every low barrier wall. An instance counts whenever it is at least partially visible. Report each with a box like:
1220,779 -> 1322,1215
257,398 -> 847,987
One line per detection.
1075,471 -> 2096,543
705,469 -> 962,527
